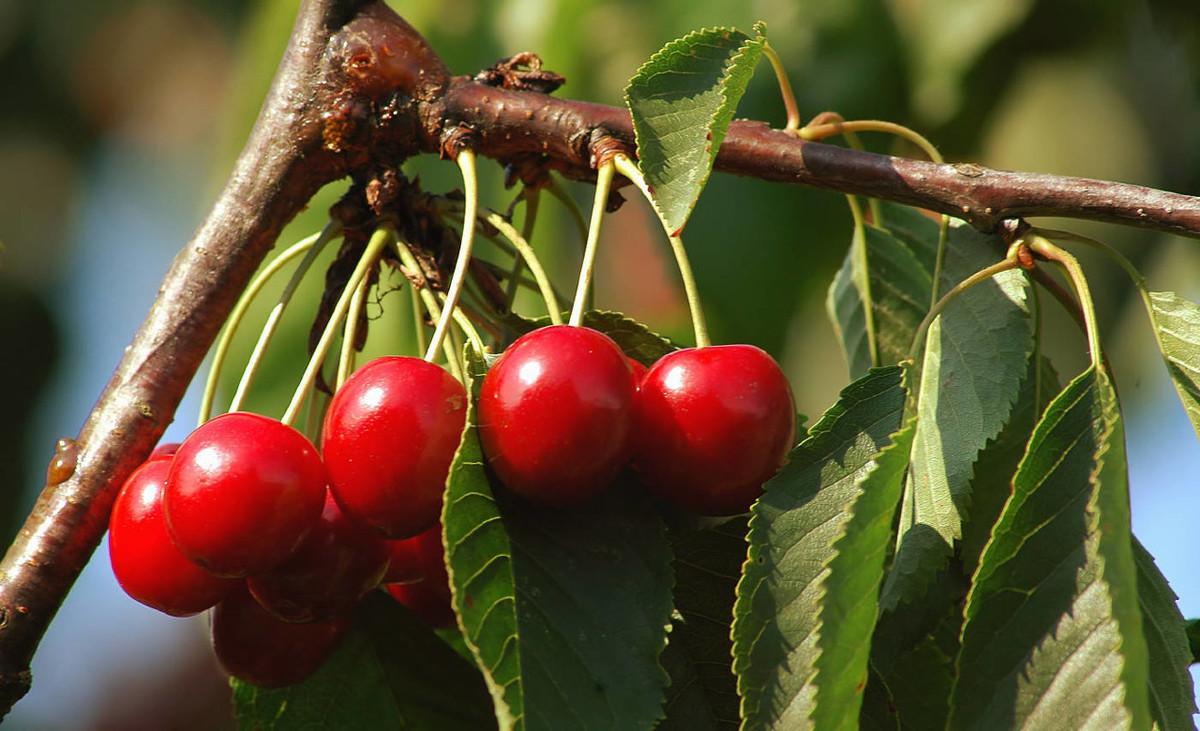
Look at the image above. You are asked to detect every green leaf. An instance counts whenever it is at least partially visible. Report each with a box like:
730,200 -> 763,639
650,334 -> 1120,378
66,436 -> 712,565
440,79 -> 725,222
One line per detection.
1147,291 -> 1200,441
231,593 -> 494,730
443,350 -> 674,731
1132,538 -> 1197,729
732,366 -> 909,730
499,310 -> 676,365
659,519 -> 746,730
826,221 -> 934,379
951,367 -> 1151,729
625,24 -> 766,235
882,223 -> 1034,610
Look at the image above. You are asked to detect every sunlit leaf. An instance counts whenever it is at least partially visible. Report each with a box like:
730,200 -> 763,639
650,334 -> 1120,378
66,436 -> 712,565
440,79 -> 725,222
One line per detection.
1147,291 -> 1200,441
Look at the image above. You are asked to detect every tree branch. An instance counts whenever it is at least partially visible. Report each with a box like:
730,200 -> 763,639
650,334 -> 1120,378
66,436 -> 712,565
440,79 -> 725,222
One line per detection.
438,81 -> 1200,238
3,2 -> 1199,718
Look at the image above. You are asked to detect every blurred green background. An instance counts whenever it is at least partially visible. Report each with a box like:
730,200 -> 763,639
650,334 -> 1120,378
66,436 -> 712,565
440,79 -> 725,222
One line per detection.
2,0 -> 1198,726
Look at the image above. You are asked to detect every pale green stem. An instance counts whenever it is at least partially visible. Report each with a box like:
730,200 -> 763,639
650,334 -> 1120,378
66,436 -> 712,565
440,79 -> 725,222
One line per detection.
908,256 -> 1021,360
569,160 -> 616,327
336,273 -> 370,390
200,224 -> 339,425
505,189 -> 540,302
425,150 -> 478,362
483,210 -> 562,322
393,237 -> 464,381
282,228 -> 391,426
437,292 -> 486,352
1028,235 -> 1103,369
612,153 -> 711,347
409,280 -> 428,355
763,43 -> 801,134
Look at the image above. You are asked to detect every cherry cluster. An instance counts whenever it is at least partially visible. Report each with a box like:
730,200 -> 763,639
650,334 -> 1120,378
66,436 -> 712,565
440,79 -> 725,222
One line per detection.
108,319 -> 792,689
108,356 -> 462,689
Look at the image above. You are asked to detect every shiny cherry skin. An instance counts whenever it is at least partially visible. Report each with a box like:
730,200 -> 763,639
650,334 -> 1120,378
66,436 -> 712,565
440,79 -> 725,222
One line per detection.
149,442 -> 181,461
212,584 -> 347,688
323,356 -> 467,539
634,345 -> 796,515
108,458 -> 236,616
383,524 -> 453,628
165,412 -> 327,577
248,492 -> 391,623
626,357 -> 648,389
479,326 -> 635,505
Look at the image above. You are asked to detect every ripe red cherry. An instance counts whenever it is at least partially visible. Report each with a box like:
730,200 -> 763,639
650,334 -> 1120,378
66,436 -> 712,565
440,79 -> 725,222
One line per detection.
149,442 -> 180,461
323,356 -> 467,539
165,412 -> 327,577
478,325 -> 634,505
212,584 -> 347,688
634,345 -> 796,515
383,524 -> 453,628
626,357 -> 648,389
108,458 -> 236,616
248,493 -> 391,623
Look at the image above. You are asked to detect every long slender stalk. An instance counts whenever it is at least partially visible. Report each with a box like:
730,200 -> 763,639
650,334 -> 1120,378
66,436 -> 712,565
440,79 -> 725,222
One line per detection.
483,210 -> 562,322
908,256 -> 1021,359
763,43 -> 800,134
336,272 -> 371,389
1028,235 -> 1104,368
505,189 -> 540,302
612,153 -> 711,347
282,228 -> 391,426
201,224 -> 339,424
425,150 -> 478,361
393,237 -> 464,381
569,160 -> 616,327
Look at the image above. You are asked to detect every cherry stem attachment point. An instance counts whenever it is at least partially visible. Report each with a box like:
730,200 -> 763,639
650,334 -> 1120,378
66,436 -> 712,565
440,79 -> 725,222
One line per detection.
425,149 -> 478,362
612,153 -> 711,348
282,228 -> 391,426
504,189 -> 540,303
483,210 -> 562,323
763,43 -> 801,134
569,160 -> 615,327
201,223 -> 339,425
1026,231 -> 1107,370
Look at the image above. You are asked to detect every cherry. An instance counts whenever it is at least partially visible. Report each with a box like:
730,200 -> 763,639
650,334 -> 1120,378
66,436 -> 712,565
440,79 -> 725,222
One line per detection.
148,442 -> 180,461
626,356 -> 648,389
383,524 -> 453,628
247,492 -> 391,623
478,325 -> 634,505
382,535 -> 426,585
634,345 -> 795,515
165,412 -> 327,577
323,356 -> 467,539
212,584 -> 347,688
108,458 -> 236,616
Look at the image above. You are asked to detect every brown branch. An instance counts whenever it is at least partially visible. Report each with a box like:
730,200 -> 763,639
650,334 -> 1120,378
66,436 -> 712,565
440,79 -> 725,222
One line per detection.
436,81 -> 1200,238
3,2 -> 1200,718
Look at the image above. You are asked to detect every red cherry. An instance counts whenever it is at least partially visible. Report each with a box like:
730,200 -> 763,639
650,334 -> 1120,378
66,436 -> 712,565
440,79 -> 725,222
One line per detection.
165,412 -> 327,577
382,536 -> 426,585
383,524 -> 453,628
634,345 -> 796,515
323,356 -> 467,539
626,357 -> 648,389
248,493 -> 391,623
149,442 -> 181,461
478,325 -> 634,505
212,584 -> 347,688
108,459 -> 236,616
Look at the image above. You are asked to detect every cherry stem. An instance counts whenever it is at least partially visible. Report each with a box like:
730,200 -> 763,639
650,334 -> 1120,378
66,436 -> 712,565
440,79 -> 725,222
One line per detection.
282,228 -> 391,426
763,43 -> 801,135
393,236 -> 464,381
1026,233 -> 1105,370
438,292 -> 486,352
408,278 -> 428,356
424,150 -> 478,362
504,189 -> 540,303
568,160 -> 615,327
336,272 -> 370,390
200,224 -> 339,425
482,210 -> 562,322
908,245 -> 1023,360
612,153 -> 712,348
